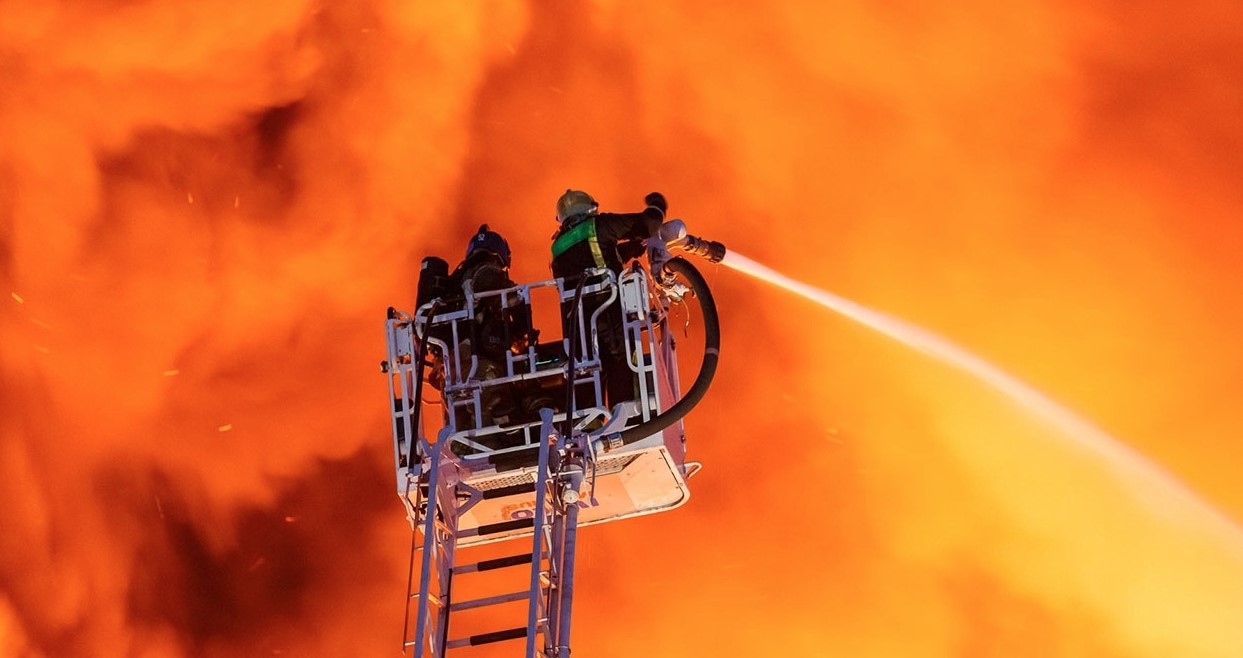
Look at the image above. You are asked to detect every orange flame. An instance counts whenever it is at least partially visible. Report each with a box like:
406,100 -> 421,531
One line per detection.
2,1 -> 1241,656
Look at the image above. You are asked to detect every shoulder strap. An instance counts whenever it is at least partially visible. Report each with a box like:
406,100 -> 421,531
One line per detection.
552,217 -> 602,263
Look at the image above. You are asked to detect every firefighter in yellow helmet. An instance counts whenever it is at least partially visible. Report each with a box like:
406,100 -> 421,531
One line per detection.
550,190 -> 667,409
551,190 -> 666,281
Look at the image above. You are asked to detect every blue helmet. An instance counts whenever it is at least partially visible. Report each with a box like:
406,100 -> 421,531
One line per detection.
465,224 -> 511,268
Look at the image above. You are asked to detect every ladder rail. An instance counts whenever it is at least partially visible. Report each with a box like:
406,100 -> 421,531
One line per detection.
526,409 -> 555,657
408,440 -> 442,657
544,508 -> 563,657
549,430 -> 588,657
434,445 -> 462,657
553,497 -> 581,657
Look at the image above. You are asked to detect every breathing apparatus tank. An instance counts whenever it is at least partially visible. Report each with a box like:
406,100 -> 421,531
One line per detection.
416,256 -> 452,308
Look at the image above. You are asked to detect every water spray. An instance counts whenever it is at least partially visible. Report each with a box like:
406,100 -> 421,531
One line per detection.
717,250 -> 1243,543
647,227 -> 1199,515
633,225 -> 1240,547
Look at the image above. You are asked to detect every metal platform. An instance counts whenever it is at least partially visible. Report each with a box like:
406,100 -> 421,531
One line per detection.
384,267 -> 695,538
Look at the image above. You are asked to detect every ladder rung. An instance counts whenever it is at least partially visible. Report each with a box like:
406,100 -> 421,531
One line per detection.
481,482 -> 538,499
450,589 -> 530,611
456,553 -> 533,574
487,446 -> 543,472
447,626 -> 527,649
464,517 -> 534,537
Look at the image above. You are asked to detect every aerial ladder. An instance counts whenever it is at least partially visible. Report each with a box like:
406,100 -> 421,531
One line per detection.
382,227 -> 725,657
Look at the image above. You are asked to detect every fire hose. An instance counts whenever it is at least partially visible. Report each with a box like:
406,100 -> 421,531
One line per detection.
595,252 -> 722,452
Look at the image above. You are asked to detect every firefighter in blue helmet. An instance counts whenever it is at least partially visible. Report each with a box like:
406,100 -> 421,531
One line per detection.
550,190 -> 666,410
440,225 -> 531,431
447,224 -> 520,372
453,224 -> 512,293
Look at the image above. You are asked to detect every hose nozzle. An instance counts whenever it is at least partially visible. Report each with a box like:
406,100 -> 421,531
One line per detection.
658,219 -> 727,263
681,234 -> 727,263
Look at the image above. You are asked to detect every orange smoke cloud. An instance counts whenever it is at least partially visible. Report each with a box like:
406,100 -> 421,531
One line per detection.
3,1 -> 1241,657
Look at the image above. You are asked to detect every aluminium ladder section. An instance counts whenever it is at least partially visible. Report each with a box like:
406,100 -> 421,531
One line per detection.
402,410 -> 587,657
387,268 -> 663,655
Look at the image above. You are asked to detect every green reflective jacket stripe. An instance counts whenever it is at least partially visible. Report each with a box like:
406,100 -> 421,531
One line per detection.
551,218 -> 606,269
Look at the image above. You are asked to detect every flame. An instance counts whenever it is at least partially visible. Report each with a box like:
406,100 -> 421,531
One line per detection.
3,1 -> 1241,656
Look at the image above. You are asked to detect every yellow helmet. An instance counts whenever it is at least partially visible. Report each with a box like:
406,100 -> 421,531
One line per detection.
556,189 -> 598,224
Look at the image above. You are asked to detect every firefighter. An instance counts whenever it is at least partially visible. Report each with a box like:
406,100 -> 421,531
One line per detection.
452,225 -> 513,298
419,225 -> 532,434
550,190 -> 666,409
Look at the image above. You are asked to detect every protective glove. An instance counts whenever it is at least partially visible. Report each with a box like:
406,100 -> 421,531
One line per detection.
644,192 -> 667,214
646,238 -> 674,284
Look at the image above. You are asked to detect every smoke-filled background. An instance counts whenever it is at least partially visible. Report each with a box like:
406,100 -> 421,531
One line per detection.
3,0 -> 1242,656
